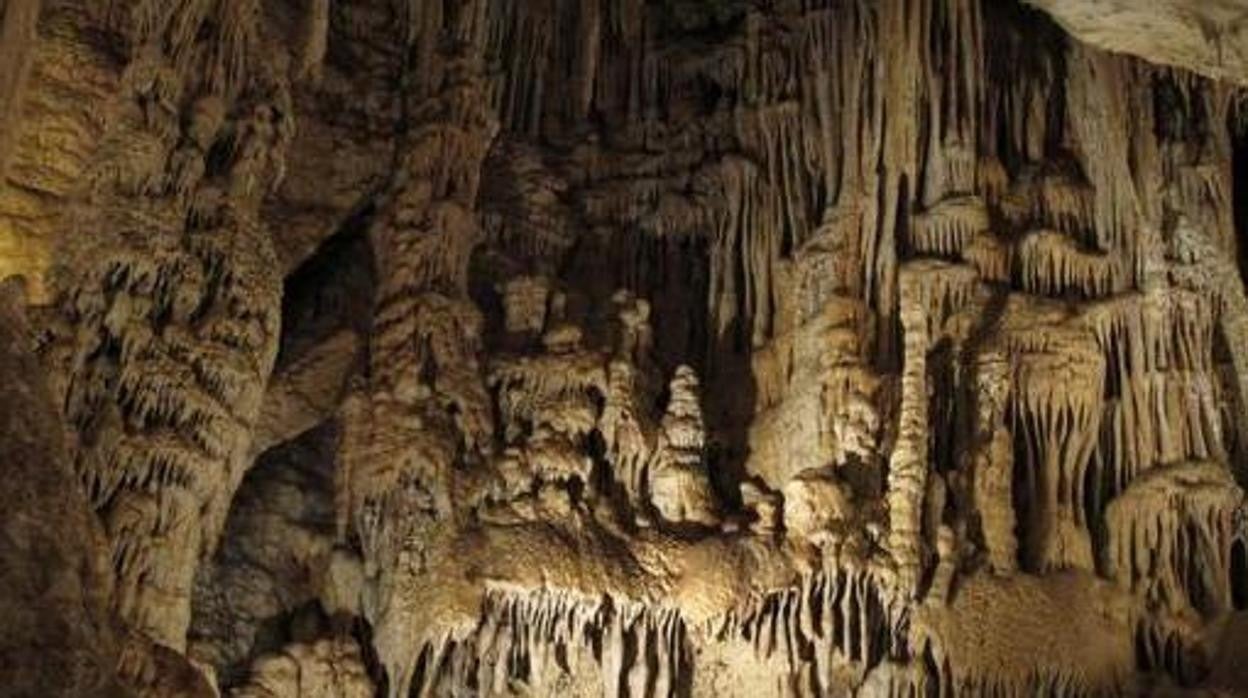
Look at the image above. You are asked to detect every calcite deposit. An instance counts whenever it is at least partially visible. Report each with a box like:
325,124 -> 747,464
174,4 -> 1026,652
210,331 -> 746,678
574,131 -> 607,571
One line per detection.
5,0 -> 1248,696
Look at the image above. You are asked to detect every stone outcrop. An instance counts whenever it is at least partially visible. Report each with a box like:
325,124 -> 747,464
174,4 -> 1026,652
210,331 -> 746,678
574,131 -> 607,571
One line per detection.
1026,0 -> 1248,86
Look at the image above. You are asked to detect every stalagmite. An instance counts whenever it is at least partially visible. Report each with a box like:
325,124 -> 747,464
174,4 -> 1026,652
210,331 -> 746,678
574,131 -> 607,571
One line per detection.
649,366 -> 719,527
971,348 -> 1018,574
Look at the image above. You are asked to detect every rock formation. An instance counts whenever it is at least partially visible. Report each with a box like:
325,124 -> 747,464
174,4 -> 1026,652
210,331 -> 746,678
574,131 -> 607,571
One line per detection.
4,0 -> 1248,696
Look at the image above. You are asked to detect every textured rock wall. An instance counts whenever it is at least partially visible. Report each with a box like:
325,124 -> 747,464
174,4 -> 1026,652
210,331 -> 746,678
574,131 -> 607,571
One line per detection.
0,278 -> 127,696
3,1 -> 1248,697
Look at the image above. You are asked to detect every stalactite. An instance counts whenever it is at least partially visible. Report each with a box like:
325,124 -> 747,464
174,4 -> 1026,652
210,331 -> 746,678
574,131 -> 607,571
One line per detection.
962,231 -> 1011,284
1015,229 -> 1125,298
1065,44 -> 1149,274
1084,290 -> 1223,500
485,0 -> 560,138
1001,173 -> 1101,242
908,195 -> 989,259
1009,326 -> 1104,573
919,0 -> 984,206
979,5 -> 1064,171
125,0 -> 265,99
1104,461 -> 1241,614
705,560 -> 909,697
401,588 -> 691,698
706,156 -> 783,351
860,0 -> 924,362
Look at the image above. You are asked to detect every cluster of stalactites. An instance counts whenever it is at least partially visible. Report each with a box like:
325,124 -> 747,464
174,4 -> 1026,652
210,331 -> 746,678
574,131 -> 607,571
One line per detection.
1085,290 -> 1225,496
704,561 -> 908,697
1103,461 -> 1244,681
1064,45 -> 1154,267
483,0 -> 604,139
979,283 -> 1227,576
479,141 -> 578,270
1104,461 -> 1241,615
705,156 -> 785,351
1016,230 -> 1127,299
892,35 -> 1237,582
476,0 -> 991,373
394,562 -> 909,698
1008,323 -> 1105,573
399,588 -> 689,698
123,0 -> 270,100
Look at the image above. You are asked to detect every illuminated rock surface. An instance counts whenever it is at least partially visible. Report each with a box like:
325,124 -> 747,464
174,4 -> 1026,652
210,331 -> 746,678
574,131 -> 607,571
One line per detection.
3,1 -> 1248,696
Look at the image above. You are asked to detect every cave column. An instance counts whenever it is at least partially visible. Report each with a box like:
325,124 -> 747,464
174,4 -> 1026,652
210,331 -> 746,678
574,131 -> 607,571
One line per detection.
51,10 -> 293,655
335,1 -> 498,694
889,272 -> 932,591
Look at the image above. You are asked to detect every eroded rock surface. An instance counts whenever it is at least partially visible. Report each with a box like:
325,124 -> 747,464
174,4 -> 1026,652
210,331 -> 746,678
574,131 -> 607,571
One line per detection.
0,278 -> 127,695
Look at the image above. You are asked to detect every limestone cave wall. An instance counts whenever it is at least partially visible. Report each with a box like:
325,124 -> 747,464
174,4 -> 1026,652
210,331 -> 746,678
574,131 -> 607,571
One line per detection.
5,0 -> 1248,696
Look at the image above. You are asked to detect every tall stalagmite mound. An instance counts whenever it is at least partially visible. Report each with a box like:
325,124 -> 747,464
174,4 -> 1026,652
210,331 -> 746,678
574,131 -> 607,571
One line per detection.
5,0 -> 1248,696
